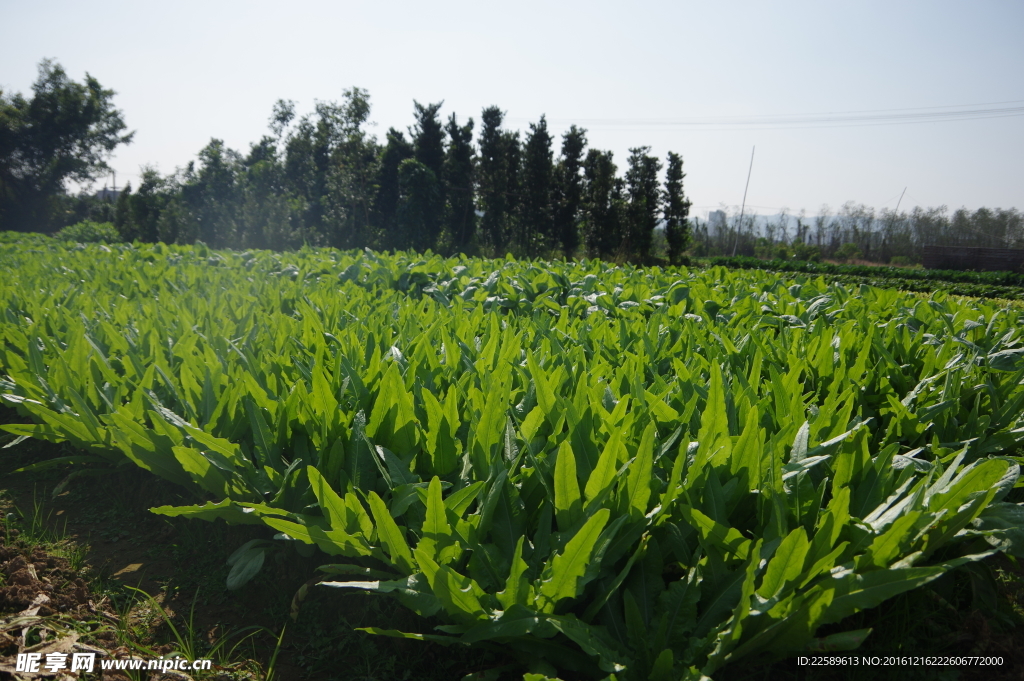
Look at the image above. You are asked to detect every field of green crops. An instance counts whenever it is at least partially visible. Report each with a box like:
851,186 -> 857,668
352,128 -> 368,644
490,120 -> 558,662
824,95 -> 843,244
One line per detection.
3,236 -> 1024,680
704,255 -> 1024,301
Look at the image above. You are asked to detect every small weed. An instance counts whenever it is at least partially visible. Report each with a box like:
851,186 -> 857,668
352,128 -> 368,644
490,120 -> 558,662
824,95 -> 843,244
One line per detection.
0,488 -> 88,569
120,586 -> 284,680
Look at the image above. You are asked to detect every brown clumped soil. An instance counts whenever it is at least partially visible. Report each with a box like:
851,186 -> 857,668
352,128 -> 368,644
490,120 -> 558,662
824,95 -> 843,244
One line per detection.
0,545 -> 91,618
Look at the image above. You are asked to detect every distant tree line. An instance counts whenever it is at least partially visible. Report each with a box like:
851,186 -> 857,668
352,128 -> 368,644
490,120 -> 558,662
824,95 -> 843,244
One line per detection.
1,61 -> 693,263
10,60 -> 1020,268
691,203 -> 1024,264
111,92 -> 693,263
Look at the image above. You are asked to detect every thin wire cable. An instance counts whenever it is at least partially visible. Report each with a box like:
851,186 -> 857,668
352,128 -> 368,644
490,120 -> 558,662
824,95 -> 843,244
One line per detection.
507,100 -> 1024,130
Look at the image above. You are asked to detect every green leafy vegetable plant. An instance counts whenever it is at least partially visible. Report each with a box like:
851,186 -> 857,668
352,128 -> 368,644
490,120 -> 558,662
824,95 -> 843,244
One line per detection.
3,236 -> 1024,679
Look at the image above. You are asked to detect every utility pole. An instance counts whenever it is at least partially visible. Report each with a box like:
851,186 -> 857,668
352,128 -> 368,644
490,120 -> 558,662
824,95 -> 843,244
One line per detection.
732,146 -> 755,256
883,187 -> 906,259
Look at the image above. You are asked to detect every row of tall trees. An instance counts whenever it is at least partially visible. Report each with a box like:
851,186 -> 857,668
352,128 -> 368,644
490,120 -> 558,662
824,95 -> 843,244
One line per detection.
1,60 -> 693,263
690,202 -> 1024,263
103,93 -> 692,262
8,61 -> 1023,268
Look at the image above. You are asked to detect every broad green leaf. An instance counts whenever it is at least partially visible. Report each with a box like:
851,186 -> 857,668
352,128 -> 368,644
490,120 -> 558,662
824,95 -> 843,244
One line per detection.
625,423 -> 656,519
368,491 -> 416,573
414,547 -> 489,622
261,516 -> 376,558
225,542 -> 267,590
704,539 -> 762,673
821,565 -> 950,626
757,527 -> 809,599
497,536 -> 532,610
418,476 -> 460,564
554,440 -> 583,531
584,430 -> 623,509
729,406 -> 762,490
538,508 -> 611,612
244,394 -> 280,470
678,505 -> 751,562
172,446 -> 231,497
697,363 -> 731,467
367,363 -> 419,456
150,499 -> 264,525
657,565 -> 702,647
528,351 -> 559,422
307,465 -> 349,529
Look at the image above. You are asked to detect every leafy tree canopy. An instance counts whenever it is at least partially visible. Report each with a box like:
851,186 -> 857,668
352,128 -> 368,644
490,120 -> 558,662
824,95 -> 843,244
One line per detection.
0,59 -> 133,230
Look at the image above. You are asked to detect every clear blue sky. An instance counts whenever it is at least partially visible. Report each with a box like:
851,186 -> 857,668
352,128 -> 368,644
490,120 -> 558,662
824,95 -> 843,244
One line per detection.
2,0 -> 1022,220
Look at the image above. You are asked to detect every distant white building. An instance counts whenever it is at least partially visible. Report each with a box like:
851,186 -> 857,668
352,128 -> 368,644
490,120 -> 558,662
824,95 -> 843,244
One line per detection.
708,210 -> 726,229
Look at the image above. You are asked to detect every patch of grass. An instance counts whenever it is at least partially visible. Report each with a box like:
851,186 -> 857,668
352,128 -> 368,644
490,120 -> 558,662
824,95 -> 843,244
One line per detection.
0,488 -> 88,572
124,585 -> 280,680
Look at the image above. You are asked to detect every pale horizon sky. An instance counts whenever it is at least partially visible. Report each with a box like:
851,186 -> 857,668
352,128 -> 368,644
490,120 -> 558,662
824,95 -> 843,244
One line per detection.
2,0 -> 1022,220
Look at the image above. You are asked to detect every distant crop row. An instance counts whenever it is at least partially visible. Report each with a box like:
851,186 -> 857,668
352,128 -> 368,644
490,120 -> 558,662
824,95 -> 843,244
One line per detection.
2,237 -> 1024,680
706,255 -> 1024,300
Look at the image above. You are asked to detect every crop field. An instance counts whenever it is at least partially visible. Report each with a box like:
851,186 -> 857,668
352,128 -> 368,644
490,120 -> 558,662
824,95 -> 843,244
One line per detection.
2,237 -> 1024,680
704,256 -> 1024,301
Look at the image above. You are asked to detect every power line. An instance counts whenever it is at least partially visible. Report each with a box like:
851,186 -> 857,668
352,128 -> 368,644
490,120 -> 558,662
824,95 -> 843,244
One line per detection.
507,100 -> 1024,130
568,102 -> 1024,125
733,146 -> 755,256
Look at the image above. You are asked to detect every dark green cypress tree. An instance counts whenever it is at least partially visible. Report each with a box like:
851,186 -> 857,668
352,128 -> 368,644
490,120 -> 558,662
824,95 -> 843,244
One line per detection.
189,139 -> 241,247
396,158 -> 441,252
113,182 -> 136,241
609,177 -> 627,258
520,115 -> 554,256
623,146 -> 662,262
582,149 -> 622,259
477,106 -> 509,254
553,125 -> 587,257
409,101 -> 445,251
502,129 -> 522,256
412,102 -> 445,175
443,114 -> 476,254
663,151 -> 692,265
131,167 -> 168,243
277,90 -> 378,248
375,128 -> 414,249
